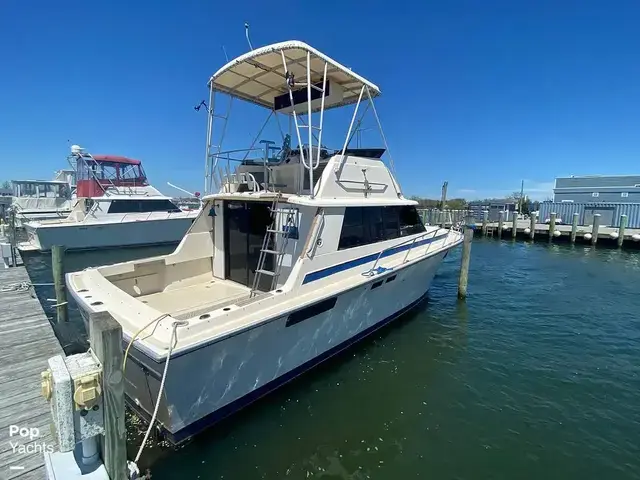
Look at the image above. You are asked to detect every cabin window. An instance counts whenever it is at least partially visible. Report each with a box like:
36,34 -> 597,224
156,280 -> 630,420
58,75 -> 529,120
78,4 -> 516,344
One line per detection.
382,207 -> 400,240
365,207 -> 385,242
338,206 -> 425,250
107,199 -> 181,214
338,207 -> 368,249
398,205 -> 425,236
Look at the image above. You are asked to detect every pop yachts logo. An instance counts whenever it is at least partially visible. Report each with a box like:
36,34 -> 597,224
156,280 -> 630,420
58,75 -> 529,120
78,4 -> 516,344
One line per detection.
8,425 -> 54,454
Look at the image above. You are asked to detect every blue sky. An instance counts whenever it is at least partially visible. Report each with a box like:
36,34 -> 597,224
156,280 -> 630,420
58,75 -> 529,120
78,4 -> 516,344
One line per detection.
1,0 -> 639,200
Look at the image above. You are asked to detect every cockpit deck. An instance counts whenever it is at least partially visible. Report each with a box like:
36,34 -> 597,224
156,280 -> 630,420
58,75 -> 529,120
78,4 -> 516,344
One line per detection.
137,277 -> 251,321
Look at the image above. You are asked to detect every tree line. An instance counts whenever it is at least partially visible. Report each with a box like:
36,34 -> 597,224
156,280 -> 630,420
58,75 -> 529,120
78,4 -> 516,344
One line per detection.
409,191 -> 540,215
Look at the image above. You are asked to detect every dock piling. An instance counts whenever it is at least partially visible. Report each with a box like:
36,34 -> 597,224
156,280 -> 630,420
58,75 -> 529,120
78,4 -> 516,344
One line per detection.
549,212 -> 557,242
570,212 -> 579,243
618,214 -> 627,248
458,223 -> 473,300
592,214 -> 601,245
529,212 -> 536,240
9,209 -> 17,267
481,210 -> 488,236
497,211 -> 504,239
51,245 -> 68,323
511,211 -> 517,239
89,311 -> 127,480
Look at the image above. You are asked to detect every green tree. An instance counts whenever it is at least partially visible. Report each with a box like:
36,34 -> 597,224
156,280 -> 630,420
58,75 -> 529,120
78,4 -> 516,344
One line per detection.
1,181 -> 10,190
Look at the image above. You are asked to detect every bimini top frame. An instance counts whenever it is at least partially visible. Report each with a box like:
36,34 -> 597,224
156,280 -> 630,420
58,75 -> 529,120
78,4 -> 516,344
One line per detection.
207,41 -> 380,112
204,40 -> 395,199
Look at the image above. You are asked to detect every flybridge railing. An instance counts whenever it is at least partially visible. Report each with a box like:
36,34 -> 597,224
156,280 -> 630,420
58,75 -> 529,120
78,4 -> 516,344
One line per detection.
206,148 -> 271,194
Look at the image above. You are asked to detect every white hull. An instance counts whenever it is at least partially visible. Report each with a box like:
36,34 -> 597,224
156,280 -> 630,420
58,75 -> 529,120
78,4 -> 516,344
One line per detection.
101,249 -> 446,443
20,216 -> 195,252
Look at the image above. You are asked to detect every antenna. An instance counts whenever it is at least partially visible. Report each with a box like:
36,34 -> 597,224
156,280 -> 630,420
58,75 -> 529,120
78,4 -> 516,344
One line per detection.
222,45 -> 230,62
244,23 -> 254,51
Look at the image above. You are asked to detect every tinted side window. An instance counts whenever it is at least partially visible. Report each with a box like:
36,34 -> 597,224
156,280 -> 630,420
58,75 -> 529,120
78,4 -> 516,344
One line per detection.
382,206 -> 400,240
107,200 -> 140,214
107,200 -> 181,214
338,207 -> 367,249
364,207 -> 385,242
398,206 -> 426,236
139,200 -> 181,213
338,206 -> 425,250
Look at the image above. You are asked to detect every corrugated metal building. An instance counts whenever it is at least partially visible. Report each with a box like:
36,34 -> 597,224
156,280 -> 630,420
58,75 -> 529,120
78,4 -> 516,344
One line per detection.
554,175 -> 640,203
468,200 -> 517,222
538,202 -> 640,227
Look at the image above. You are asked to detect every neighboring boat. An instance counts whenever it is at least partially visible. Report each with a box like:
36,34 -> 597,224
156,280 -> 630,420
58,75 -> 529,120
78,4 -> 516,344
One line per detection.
66,41 -> 463,444
18,147 -> 198,252
10,169 -> 76,227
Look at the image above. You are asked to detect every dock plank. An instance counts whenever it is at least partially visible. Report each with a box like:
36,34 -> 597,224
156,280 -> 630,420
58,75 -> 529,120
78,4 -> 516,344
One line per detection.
0,250 -> 63,480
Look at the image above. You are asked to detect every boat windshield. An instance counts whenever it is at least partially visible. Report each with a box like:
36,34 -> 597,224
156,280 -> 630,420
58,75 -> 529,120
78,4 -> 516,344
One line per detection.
13,181 -> 71,199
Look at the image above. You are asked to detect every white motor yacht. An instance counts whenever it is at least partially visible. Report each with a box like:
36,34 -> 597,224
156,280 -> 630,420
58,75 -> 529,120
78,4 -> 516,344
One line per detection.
19,148 -> 198,252
66,41 -> 464,444
10,169 -> 76,227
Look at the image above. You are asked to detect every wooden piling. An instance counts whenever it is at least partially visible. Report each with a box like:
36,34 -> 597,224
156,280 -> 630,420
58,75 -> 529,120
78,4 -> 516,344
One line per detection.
9,209 -> 17,267
51,245 -> 68,323
89,311 -> 127,480
618,214 -> 627,248
458,223 -> 473,299
511,211 -> 517,239
548,212 -> 557,242
591,213 -> 601,245
481,210 -> 488,236
529,212 -> 536,240
497,211 -> 504,239
570,212 -> 579,243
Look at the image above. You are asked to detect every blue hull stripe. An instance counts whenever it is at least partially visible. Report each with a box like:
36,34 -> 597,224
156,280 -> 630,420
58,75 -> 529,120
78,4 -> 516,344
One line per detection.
130,288 -> 431,445
302,233 -> 449,284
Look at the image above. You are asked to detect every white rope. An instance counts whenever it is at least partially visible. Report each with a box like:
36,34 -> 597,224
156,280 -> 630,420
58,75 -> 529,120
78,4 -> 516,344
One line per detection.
0,282 -> 31,293
0,281 -> 56,293
133,321 -> 181,464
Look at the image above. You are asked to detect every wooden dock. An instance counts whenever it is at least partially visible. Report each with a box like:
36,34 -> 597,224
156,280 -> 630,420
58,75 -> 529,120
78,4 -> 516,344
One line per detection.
0,249 -> 63,479
476,219 -> 640,247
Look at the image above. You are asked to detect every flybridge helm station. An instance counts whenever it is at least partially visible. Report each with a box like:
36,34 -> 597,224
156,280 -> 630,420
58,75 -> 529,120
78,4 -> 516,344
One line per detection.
203,41 -> 397,198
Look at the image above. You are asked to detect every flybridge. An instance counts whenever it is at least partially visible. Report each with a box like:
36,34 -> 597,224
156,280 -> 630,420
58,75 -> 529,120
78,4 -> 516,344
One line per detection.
71,145 -> 149,198
203,41 -> 396,199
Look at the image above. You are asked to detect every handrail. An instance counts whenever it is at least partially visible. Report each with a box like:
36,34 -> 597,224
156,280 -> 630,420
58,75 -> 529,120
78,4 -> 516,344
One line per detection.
363,228 -> 442,276
305,209 -> 326,258
211,147 -> 264,158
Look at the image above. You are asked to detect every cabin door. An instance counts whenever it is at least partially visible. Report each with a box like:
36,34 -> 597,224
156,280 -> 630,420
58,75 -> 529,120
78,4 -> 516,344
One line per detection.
224,201 -> 273,290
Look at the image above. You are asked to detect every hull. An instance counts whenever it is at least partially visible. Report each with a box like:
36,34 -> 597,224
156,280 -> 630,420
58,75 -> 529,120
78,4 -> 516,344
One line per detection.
95,249 -> 448,444
22,217 -> 194,252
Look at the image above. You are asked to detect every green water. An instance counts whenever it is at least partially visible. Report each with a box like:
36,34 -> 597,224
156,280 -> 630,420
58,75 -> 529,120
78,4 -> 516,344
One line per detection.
24,240 -> 640,479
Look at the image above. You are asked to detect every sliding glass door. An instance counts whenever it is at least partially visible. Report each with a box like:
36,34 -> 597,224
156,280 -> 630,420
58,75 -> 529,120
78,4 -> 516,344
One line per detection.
224,201 -> 273,290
